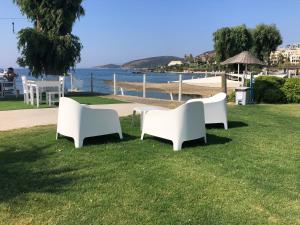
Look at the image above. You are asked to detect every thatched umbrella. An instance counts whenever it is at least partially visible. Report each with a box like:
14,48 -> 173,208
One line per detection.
221,51 -> 265,74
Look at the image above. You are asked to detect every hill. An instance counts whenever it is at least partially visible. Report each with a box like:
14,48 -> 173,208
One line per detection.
122,56 -> 183,69
95,64 -> 121,69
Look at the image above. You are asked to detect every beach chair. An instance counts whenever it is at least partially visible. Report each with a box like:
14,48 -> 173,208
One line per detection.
56,97 -> 123,148
141,101 -> 206,151
187,92 -> 228,129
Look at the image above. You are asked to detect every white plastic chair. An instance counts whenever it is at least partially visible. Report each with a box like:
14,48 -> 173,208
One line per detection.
21,76 -> 30,103
56,97 -> 123,148
141,101 -> 206,151
47,76 -> 65,105
187,92 -> 228,129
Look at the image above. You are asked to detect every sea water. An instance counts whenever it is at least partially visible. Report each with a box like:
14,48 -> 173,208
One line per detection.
14,68 -> 205,100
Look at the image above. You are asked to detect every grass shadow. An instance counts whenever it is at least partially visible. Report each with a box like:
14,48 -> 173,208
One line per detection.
206,121 -> 248,129
142,133 -> 232,150
0,144 -> 83,202
0,95 -> 24,102
59,133 -> 136,147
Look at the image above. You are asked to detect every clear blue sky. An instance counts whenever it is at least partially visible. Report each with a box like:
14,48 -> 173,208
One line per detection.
0,0 -> 299,68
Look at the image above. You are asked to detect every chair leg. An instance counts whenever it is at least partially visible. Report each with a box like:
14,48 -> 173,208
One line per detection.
204,135 -> 207,144
49,94 -> 52,106
224,122 -> 228,130
173,140 -> 182,151
118,132 -> 123,139
74,137 -> 84,148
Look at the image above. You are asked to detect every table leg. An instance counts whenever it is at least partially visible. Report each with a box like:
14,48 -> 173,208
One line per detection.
30,85 -> 34,105
36,87 -> 39,108
49,93 -> 51,106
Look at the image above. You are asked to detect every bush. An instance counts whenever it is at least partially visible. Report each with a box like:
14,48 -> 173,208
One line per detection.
227,91 -> 235,102
282,78 -> 300,103
254,76 -> 286,103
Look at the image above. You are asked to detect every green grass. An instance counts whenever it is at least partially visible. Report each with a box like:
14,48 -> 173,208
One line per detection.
0,94 -> 124,111
0,104 -> 299,224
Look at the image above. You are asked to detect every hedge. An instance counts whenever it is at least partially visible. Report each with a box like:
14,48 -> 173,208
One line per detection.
254,76 -> 286,103
282,78 -> 300,103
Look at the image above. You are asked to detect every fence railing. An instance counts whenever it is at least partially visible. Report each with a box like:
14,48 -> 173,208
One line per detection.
67,71 -> 235,102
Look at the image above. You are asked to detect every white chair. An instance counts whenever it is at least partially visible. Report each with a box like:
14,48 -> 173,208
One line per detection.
141,101 -> 206,151
56,97 -> 123,148
47,76 -> 65,105
187,92 -> 228,130
21,76 -> 30,103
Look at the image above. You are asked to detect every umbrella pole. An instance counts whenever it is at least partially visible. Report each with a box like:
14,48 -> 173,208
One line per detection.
238,64 -> 240,74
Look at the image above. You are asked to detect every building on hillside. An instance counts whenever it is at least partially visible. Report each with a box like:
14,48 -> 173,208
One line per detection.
195,50 -> 216,64
270,44 -> 300,64
168,60 -> 183,67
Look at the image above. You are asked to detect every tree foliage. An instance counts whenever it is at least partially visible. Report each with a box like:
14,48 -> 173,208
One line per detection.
213,25 -> 252,62
13,0 -> 84,76
213,24 -> 282,64
252,24 -> 282,64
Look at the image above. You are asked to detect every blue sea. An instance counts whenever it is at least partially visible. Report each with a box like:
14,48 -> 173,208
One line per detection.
14,68 -> 205,100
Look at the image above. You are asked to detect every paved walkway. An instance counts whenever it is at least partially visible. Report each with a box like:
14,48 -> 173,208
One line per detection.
0,103 -> 158,131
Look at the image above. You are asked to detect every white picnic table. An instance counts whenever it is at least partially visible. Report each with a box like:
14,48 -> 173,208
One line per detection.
28,80 -> 61,107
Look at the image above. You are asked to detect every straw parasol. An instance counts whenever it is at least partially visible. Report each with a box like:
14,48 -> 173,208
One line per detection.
221,51 -> 265,74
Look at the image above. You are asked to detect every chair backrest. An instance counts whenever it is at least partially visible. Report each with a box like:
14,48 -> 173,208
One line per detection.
187,92 -> 226,104
174,101 -> 205,138
57,97 -> 82,136
209,92 -> 226,102
21,76 -> 28,93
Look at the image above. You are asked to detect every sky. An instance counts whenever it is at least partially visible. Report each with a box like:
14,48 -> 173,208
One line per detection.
0,0 -> 300,68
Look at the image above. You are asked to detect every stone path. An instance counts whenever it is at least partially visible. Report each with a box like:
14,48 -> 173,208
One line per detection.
0,103 -> 155,131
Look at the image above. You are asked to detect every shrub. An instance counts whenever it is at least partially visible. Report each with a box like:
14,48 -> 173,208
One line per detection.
254,76 -> 286,103
282,78 -> 300,103
227,91 -> 235,102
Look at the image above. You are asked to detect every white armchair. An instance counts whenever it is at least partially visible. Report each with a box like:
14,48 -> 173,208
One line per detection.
187,92 -> 228,129
141,101 -> 206,151
21,76 -> 30,104
56,97 -> 123,148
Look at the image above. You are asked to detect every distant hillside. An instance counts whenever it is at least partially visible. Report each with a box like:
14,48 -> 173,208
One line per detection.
122,56 -> 183,69
196,50 -> 216,61
95,64 -> 121,69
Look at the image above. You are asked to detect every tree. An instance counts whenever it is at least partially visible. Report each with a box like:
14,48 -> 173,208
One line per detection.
230,25 -> 252,55
252,24 -> 282,65
213,25 -> 252,62
213,27 -> 232,62
13,0 -> 84,76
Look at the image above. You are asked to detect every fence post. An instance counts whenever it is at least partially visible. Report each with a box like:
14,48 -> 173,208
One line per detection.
221,73 -> 227,94
143,74 -> 146,98
178,74 -> 182,101
90,73 -> 94,93
113,73 -> 117,95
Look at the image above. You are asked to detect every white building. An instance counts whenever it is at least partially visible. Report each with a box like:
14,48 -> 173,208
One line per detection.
168,61 -> 183,67
270,44 -> 300,64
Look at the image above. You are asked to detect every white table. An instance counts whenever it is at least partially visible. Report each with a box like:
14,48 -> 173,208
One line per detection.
29,80 -> 61,107
132,105 -> 167,130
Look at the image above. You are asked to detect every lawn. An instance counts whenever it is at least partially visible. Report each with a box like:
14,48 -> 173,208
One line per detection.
0,94 -> 124,111
0,104 -> 299,224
